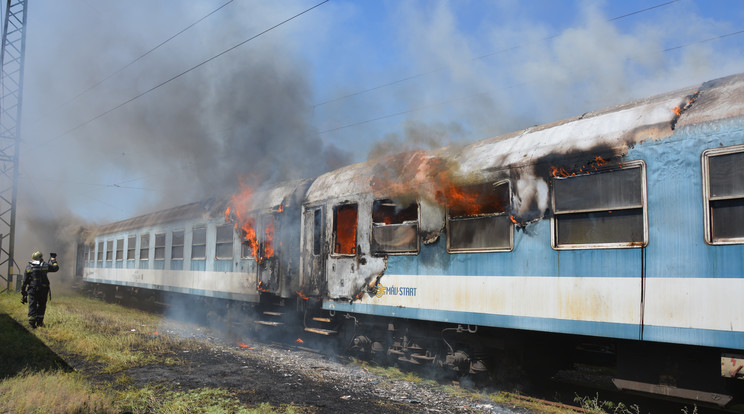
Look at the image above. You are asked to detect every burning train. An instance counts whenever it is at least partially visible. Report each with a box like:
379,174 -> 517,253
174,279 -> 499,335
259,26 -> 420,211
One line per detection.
80,72 -> 744,407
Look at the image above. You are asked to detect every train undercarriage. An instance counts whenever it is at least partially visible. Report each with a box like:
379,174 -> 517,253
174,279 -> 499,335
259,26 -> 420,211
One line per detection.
85,282 -> 744,412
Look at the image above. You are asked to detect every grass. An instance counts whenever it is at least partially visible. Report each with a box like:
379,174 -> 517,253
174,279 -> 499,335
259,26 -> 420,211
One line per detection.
0,289 -> 309,413
0,370 -> 115,414
115,385 -> 309,414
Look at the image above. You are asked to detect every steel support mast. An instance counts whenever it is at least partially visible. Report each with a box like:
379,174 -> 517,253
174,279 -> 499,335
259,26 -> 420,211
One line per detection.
0,0 -> 27,293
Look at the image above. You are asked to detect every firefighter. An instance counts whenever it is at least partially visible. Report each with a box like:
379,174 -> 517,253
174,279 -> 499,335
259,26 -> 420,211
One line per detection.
21,251 -> 59,328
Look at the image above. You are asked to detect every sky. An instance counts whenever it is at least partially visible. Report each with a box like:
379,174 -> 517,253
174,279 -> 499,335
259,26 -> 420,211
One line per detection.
7,0 -> 744,265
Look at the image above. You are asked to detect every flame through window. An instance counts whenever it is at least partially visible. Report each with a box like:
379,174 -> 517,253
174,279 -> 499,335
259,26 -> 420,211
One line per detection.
447,181 -> 513,252
333,203 -> 358,255
371,199 -> 419,254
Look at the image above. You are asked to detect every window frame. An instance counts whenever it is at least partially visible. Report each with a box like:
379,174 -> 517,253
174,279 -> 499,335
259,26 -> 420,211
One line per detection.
153,232 -> 166,261
139,233 -> 150,262
97,241 -> 104,263
171,229 -> 184,260
192,225 -> 207,260
126,236 -> 136,260
332,202 -> 358,257
702,144 -> 744,245
446,180 -> 514,253
215,223 -> 234,260
550,160 -> 648,250
106,240 -> 114,262
371,198 -> 420,255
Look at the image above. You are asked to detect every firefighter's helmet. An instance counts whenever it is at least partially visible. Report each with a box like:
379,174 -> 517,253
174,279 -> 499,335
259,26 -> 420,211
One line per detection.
32,251 -> 43,261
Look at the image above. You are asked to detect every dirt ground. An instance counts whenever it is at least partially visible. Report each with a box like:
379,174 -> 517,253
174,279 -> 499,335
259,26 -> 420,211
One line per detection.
69,325 -> 538,414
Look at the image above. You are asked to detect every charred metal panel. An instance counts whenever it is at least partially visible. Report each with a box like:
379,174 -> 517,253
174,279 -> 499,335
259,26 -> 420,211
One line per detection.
226,179 -> 312,299
301,206 -> 326,296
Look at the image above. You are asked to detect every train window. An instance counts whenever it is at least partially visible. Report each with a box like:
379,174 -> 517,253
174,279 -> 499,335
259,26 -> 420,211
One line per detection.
333,203 -> 358,255
115,238 -> 124,261
106,240 -> 113,262
192,226 -> 206,260
702,145 -> 744,244
313,209 -> 322,255
447,181 -> 513,253
371,199 -> 419,255
97,241 -> 103,263
216,224 -> 234,259
551,161 -> 647,249
127,236 -> 135,260
171,230 -> 184,260
154,233 -> 166,260
139,234 -> 149,261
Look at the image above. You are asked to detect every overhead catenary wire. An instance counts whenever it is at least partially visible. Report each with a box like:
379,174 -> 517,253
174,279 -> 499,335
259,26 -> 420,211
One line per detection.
315,27 -> 744,136
56,0 -> 235,111
312,0 -> 681,108
40,0 -> 329,146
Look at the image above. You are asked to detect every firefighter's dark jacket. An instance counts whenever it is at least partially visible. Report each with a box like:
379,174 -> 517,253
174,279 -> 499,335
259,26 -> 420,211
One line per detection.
21,259 -> 59,292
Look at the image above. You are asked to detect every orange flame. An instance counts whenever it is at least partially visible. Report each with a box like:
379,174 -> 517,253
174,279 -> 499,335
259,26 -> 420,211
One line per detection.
237,342 -> 249,348
551,155 -> 611,178
296,338 -> 304,344
296,290 -> 311,300
334,204 -> 358,254
257,280 -> 270,293
672,106 -> 682,116
226,177 -> 260,259
263,216 -> 275,258
369,151 -> 511,217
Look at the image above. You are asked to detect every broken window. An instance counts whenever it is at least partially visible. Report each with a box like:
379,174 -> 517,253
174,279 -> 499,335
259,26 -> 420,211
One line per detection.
371,199 -> 419,254
447,181 -> 513,252
216,224 -> 234,259
139,234 -> 149,261
552,161 -> 647,249
333,203 -> 358,255
192,226 -> 206,260
127,236 -> 136,261
154,233 -> 166,260
703,146 -> 744,244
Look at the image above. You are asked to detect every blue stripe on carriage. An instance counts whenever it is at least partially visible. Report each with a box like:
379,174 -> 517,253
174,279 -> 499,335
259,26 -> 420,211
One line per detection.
322,301 -> 642,340
323,301 -> 744,348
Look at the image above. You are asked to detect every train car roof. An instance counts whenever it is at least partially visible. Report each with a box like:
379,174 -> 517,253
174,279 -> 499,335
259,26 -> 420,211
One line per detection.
92,179 -> 315,236
93,198 -> 229,235
305,72 -> 744,203
239,178 -> 314,212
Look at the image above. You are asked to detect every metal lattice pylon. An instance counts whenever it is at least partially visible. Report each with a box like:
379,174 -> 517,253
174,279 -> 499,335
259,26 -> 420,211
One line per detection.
0,0 -> 27,293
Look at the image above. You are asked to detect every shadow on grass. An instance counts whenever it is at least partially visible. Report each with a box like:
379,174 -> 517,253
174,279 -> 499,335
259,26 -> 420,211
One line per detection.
0,312 -> 71,379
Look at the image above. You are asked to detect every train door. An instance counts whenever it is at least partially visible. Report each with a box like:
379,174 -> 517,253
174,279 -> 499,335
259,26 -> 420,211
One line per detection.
301,206 -> 325,296
257,213 -> 280,294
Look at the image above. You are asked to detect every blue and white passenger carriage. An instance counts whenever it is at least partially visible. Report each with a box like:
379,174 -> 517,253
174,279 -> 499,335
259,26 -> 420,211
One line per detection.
82,72 -> 744,406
